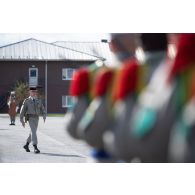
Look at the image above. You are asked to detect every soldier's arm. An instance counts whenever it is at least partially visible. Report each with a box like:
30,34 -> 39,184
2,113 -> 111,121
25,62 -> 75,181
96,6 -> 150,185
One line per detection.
7,97 -> 11,107
41,102 -> 46,121
20,100 -> 27,124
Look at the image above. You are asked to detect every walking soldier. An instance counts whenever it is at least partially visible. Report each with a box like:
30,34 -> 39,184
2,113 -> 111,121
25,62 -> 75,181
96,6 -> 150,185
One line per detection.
20,87 -> 46,153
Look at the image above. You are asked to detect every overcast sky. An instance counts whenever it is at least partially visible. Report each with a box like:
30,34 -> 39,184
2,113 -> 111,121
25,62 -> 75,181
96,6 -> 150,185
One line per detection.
0,33 -> 110,47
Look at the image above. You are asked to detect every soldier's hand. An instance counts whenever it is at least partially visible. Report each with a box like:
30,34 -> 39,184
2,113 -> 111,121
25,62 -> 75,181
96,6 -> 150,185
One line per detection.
43,118 -> 46,123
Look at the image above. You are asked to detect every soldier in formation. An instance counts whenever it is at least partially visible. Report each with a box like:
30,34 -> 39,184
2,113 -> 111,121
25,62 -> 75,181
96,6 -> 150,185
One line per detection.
65,33 -> 195,163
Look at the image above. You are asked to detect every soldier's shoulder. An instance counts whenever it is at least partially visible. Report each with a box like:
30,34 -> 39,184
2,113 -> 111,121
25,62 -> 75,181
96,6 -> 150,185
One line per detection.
23,98 -> 30,104
38,99 -> 44,105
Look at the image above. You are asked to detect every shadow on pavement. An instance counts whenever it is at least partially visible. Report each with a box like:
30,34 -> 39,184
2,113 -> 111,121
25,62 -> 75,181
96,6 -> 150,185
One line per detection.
40,152 -> 85,158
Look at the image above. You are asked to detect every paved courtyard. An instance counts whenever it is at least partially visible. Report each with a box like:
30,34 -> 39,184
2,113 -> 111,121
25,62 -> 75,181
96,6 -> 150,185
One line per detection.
0,114 -> 91,163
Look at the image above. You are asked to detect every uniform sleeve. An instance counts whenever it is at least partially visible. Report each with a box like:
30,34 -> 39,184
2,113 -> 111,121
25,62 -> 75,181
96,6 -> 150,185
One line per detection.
20,100 -> 27,123
40,102 -> 46,119
7,97 -> 11,107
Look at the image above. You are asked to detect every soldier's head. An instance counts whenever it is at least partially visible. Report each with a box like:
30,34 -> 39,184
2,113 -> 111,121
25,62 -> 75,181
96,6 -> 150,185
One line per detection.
10,91 -> 15,96
10,91 -> 16,100
109,33 -> 139,62
29,87 -> 38,98
140,33 -> 168,52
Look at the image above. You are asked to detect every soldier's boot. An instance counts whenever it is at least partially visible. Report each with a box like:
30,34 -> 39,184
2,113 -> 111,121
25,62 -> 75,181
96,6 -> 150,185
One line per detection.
33,145 -> 40,154
23,142 -> 30,152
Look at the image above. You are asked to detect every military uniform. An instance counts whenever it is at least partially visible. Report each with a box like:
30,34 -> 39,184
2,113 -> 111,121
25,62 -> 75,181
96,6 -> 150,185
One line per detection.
65,61 -> 102,139
7,91 -> 17,125
104,34 -> 172,162
20,90 -> 46,153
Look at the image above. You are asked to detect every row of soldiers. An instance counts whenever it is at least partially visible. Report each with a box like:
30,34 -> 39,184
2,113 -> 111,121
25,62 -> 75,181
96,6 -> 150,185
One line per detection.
64,33 -> 195,163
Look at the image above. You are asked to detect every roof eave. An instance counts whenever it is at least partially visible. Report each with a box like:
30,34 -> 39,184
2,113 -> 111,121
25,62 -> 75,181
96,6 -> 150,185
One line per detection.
0,58 -> 98,62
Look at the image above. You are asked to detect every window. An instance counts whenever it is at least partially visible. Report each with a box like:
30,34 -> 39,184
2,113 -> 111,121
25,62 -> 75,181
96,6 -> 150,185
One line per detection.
62,68 -> 75,80
29,67 -> 38,86
62,96 -> 74,108
30,69 -> 37,77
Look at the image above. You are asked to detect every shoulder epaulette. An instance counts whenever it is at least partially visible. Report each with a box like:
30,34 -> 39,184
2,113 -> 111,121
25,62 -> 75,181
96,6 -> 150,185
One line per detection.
94,68 -> 114,97
24,98 -> 28,101
169,34 -> 195,81
69,68 -> 90,96
21,98 -> 28,105
114,58 -> 139,101
167,34 -> 195,109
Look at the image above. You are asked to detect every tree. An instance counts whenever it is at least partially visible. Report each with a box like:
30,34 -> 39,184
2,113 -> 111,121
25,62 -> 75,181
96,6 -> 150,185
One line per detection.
14,81 -> 29,112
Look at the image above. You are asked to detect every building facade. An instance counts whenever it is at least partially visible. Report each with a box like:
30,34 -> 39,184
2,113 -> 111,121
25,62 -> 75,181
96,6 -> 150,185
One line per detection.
0,38 -> 112,113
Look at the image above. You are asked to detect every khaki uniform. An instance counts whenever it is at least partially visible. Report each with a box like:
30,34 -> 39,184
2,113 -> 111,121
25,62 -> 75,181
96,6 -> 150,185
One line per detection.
20,96 -> 46,145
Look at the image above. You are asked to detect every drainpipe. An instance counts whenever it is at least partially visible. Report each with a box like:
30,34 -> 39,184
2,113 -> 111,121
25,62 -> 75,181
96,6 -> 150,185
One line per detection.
45,60 -> 48,114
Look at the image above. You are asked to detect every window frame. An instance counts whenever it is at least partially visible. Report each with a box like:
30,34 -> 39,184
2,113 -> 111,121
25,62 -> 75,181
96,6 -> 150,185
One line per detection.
62,95 -> 74,108
29,67 -> 38,86
62,68 -> 75,80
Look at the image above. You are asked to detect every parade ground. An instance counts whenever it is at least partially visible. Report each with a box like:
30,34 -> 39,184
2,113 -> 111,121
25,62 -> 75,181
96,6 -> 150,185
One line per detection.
0,114 -> 90,163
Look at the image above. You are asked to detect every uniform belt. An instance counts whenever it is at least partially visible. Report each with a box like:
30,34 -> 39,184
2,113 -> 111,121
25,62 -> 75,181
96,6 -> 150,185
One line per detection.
27,114 -> 39,117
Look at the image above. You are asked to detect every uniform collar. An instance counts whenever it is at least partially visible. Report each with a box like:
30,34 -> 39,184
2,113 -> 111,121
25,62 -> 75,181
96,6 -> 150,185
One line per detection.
144,51 -> 167,65
29,96 -> 37,100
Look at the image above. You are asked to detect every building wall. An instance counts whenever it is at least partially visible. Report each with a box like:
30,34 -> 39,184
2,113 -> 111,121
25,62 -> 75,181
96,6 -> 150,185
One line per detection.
0,61 -> 45,113
0,61 -> 44,92
0,60 -> 93,113
47,60 -> 93,113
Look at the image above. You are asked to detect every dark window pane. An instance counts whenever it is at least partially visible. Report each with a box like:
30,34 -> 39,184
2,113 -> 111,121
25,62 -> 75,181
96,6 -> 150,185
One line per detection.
30,70 -> 37,77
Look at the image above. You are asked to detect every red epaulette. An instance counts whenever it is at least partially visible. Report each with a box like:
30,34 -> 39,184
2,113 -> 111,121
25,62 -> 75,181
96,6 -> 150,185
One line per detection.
69,68 -> 90,96
169,34 -> 195,81
93,68 -> 114,97
114,58 -> 139,101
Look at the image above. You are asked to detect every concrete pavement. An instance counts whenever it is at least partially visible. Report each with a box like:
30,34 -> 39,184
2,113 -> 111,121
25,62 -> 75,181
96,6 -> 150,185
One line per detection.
0,114 -> 91,163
